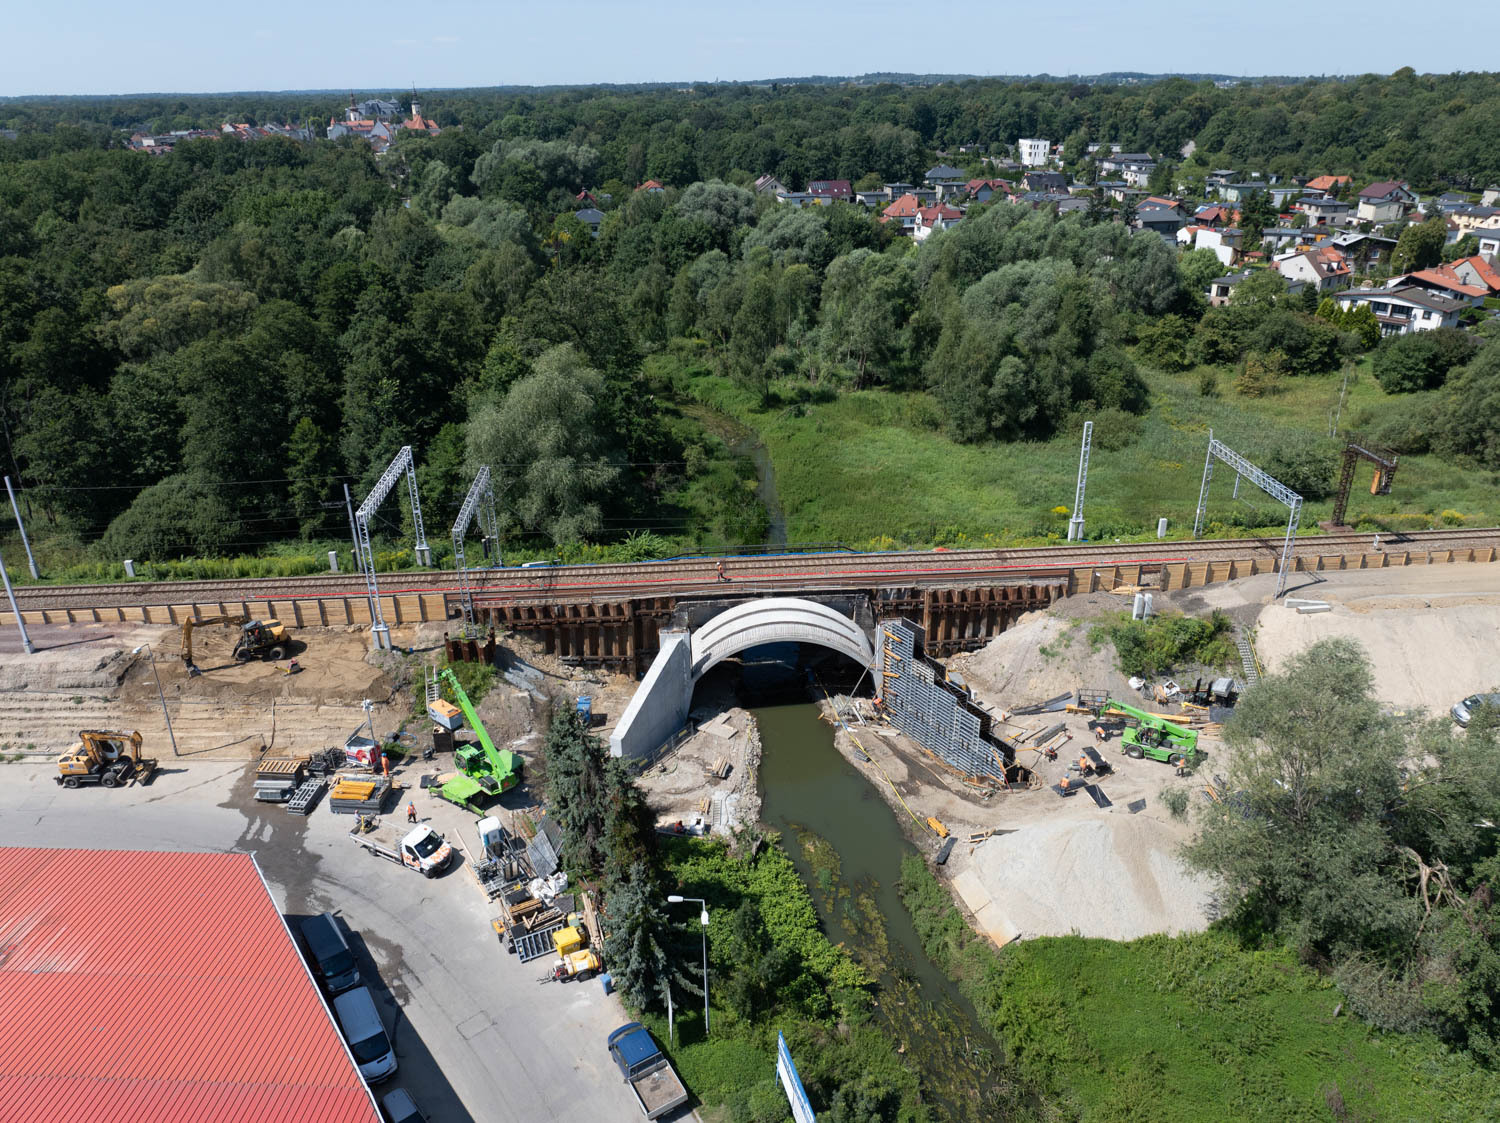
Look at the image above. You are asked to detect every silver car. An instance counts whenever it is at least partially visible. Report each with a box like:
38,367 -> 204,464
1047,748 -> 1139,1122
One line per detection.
1451,693 -> 1500,727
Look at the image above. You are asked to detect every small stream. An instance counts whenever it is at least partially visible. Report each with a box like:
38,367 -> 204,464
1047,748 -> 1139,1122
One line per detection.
682,403 -> 787,547
744,647 -> 1008,1121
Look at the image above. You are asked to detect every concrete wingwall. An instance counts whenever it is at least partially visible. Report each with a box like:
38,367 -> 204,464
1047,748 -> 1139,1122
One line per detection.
609,631 -> 692,760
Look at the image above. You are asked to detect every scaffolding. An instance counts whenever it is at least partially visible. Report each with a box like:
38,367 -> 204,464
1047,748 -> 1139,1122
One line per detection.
1067,420 -> 1093,541
877,619 -> 1021,784
356,446 -> 430,650
1192,429 -> 1302,599
452,466 -> 498,638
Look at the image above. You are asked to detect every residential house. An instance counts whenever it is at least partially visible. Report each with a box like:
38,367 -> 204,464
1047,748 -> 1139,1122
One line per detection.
1355,181 -> 1417,224
1108,184 -> 1146,205
1143,196 -> 1187,215
127,129 -> 220,154
1306,174 -> 1352,194
1333,286 -> 1466,335
1447,254 -> 1500,295
924,165 -> 968,198
1391,267 -> 1488,307
1450,205 -> 1500,238
1099,152 -> 1152,176
1135,204 -> 1186,237
1260,228 -> 1303,254
1019,192 -> 1088,215
879,193 -> 923,233
1329,231 -> 1397,271
574,207 -> 605,236
854,189 -> 889,207
1218,182 -> 1267,204
807,179 -> 852,202
1023,170 -> 1069,194
963,178 -> 1014,203
1180,226 -> 1243,267
1483,187 -> 1500,207
880,182 -> 935,204
913,202 -> 963,242
1119,158 -> 1157,188
775,190 -> 834,208
1295,195 -> 1352,226
636,180 -> 666,193
1017,138 -> 1050,166
753,173 -> 785,195
1274,246 -> 1351,293
1475,229 -> 1500,260
1193,204 -> 1237,228
221,122 -> 314,142
1433,192 -> 1470,214
1207,271 -> 1253,307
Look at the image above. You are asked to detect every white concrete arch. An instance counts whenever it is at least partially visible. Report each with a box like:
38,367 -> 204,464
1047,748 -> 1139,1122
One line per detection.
610,598 -> 874,759
689,597 -> 874,679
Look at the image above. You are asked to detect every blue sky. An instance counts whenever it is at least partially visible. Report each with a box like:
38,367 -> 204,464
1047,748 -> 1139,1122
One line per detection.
8,1 -> 1500,96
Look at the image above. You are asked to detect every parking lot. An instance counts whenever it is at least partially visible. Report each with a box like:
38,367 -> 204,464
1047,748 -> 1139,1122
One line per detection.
0,755 -> 664,1123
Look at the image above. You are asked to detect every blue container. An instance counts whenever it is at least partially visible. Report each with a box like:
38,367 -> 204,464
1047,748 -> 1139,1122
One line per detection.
600,972 -> 613,995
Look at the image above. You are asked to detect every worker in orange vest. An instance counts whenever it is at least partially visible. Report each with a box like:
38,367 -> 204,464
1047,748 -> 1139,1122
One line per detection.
406,801 -> 417,823
715,560 -> 726,582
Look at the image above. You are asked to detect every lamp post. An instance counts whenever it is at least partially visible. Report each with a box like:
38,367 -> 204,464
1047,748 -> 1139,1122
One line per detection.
666,895 -> 709,1035
131,643 -> 178,757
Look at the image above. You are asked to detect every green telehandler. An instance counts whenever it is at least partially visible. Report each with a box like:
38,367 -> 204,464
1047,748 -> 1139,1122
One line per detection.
1079,690 -> 1200,768
426,666 -> 523,812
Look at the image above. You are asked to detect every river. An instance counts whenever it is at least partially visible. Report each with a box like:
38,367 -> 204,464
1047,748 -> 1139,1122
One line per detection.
743,646 -> 1010,1121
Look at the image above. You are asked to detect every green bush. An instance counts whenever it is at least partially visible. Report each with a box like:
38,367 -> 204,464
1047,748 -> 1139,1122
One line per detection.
99,473 -> 243,561
1260,430 -> 1340,500
1093,609 -> 1236,677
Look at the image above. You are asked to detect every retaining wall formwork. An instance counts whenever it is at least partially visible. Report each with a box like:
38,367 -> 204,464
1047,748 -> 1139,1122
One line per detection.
875,618 -> 1023,783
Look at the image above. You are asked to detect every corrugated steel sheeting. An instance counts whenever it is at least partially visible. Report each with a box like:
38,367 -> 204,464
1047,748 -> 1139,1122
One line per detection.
0,848 -> 380,1123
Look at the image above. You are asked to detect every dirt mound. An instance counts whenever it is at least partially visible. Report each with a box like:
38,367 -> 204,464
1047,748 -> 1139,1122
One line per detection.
952,601 -> 1135,709
952,815 -> 1213,943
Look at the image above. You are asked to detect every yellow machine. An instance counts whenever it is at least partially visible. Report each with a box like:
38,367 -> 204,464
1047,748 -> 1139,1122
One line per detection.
548,949 -> 602,982
56,730 -> 156,789
180,614 -> 290,674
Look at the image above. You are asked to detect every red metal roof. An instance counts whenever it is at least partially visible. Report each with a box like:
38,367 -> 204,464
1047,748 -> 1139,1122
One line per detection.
0,849 -> 381,1123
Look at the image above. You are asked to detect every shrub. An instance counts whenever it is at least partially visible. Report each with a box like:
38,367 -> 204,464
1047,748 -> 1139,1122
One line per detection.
1093,610 -> 1236,677
1373,328 -> 1479,393
1261,430 -> 1340,499
100,473 -> 243,560
1135,313 -> 1193,372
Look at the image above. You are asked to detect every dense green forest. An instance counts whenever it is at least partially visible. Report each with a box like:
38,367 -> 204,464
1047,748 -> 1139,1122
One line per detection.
2,70 -> 1499,575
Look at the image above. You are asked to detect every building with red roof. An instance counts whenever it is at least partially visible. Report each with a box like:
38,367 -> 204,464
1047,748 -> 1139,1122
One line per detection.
1306,174 -> 1351,193
914,202 -> 963,241
879,192 -> 923,231
0,848 -> 381,1123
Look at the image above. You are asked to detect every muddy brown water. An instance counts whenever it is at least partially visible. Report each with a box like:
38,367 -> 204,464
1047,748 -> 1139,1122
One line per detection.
744,647 -> 1010,1121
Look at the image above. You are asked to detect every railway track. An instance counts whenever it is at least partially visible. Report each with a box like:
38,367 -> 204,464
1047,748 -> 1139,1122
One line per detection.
13,527 -> 1500,613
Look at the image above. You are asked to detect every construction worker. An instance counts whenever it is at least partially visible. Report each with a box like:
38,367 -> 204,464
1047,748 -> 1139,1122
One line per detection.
715,560 -> 727,582
406,801 -> 417,824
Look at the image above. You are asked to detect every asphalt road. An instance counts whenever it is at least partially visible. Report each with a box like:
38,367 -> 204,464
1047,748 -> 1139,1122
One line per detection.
0,757 -> 680,1123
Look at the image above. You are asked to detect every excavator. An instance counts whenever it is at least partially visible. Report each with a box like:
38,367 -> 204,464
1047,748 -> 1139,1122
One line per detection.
180,615 -> 290,675
56,730 -> 157,789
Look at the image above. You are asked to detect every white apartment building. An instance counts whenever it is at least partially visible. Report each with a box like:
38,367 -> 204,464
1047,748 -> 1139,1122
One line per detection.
1017,138 -> 1050,167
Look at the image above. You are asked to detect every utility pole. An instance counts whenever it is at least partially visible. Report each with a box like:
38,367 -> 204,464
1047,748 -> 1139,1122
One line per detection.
0,551 -> 34,654
5,477 -> 38,579
1067,421 -> 1092,542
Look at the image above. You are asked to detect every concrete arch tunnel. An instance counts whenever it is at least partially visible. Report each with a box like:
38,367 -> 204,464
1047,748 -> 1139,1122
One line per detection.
610,597 -> 874,759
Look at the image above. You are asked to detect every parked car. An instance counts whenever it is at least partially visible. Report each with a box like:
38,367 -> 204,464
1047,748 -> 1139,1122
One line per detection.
299,912 -> 361,994
333,986 -> 398,1084
1451,692 -> 1500,727
380,1088 -> 427,1123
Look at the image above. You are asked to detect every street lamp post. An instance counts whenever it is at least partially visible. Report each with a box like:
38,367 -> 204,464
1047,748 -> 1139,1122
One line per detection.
131,643 -> 178,757
666,895 -> 709,1035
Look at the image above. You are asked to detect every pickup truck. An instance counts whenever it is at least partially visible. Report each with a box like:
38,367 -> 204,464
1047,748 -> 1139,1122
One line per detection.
350,824 -> 454,877
607,1022 -> 688,1119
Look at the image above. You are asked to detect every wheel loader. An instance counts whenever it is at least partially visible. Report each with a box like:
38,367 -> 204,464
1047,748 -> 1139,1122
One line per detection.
56,730 -> 157,789
179,615 -> 290,675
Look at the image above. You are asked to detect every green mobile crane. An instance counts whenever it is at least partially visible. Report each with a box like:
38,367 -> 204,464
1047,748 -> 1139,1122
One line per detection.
1079,690 -> 1200,768
428,667 -> 522,812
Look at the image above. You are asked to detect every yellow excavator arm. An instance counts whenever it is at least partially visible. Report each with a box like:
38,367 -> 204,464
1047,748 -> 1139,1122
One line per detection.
180,615 -> 250,669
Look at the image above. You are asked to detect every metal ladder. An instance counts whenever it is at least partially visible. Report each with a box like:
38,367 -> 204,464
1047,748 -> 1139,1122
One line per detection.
285,777 -> 326,815
1235,634 -> 1260,687
425,665 -> 440,712
511,920 -> 564,962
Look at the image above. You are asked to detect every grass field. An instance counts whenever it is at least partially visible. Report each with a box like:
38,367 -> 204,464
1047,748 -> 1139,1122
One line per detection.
678,357 -> 1498,549
899,858 -> 1498,1123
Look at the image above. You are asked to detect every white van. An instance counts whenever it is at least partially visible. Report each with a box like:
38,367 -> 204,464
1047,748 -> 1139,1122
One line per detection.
333,986 -> 398,1084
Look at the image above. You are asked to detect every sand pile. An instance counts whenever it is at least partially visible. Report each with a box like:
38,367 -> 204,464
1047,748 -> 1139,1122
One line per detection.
1255,595 -> 1500,715
951,815 -> 1213,944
